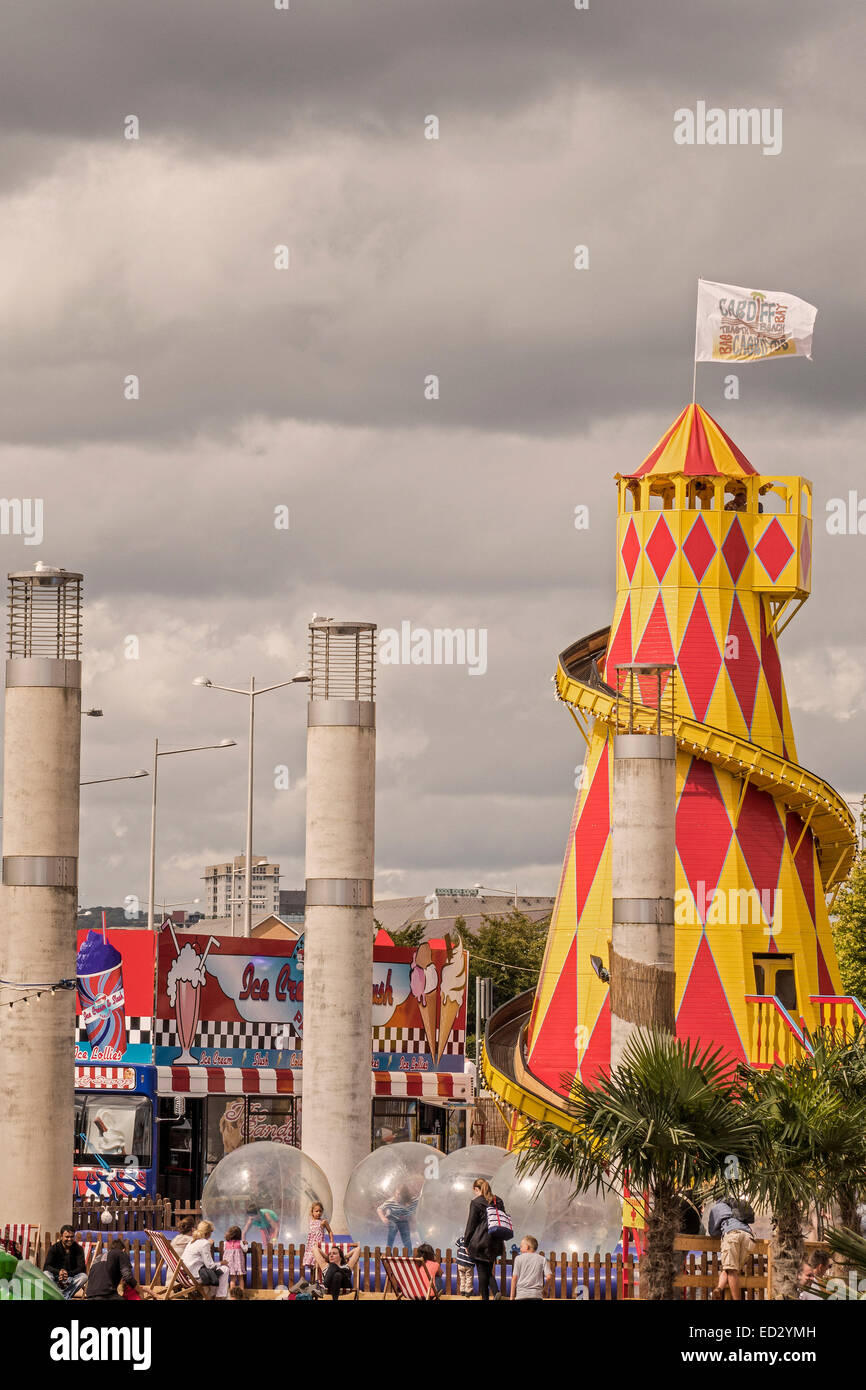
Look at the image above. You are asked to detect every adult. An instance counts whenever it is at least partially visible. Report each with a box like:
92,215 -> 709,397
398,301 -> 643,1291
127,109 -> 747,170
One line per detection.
85,1239 -> 137,1301
182,1220 -> 229,1299
44,1225 -> 87,1300
170,1215 -> 197,1256
465,1178 -> 506,1301
708,1197 -> 755,1301
311,1244 -> 362,1300
798,1250 -> 832,1300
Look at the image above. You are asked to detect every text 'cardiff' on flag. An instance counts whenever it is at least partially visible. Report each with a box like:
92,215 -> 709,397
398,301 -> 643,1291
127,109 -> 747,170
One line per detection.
695,279 -> 817,363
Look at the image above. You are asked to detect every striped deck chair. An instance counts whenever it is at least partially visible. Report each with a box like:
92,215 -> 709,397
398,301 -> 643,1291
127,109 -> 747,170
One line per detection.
141,1230 -> 206,1300
72,1237 -> 103,1299
0,1224 -> 41,1264
382,1255 -> 440,1301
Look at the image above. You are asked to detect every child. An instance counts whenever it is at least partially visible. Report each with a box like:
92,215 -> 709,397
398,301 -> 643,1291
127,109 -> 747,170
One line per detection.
414,1243 -> 444,1297
453,1234 -> 475,1297
509,1235 -> 552,1301
304,1201 -> 334,1278
223,1225 -> 248,1293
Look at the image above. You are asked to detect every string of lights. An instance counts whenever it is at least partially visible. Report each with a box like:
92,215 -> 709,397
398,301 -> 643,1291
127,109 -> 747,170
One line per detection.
0,978 -> 75,1009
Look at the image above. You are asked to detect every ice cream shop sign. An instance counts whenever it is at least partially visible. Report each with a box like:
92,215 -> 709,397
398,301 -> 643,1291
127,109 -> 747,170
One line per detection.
154,931 -> 468,1073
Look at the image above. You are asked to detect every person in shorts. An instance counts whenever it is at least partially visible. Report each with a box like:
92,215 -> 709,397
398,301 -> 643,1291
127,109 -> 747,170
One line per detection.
509,1235 -> 552,1302
708,1198 -> 755,1301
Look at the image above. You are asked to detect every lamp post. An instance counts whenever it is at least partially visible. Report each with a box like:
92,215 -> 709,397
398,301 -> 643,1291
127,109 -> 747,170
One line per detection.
474,881 -> 519,908
147,738 -> 236,932
193,672 -> 310,937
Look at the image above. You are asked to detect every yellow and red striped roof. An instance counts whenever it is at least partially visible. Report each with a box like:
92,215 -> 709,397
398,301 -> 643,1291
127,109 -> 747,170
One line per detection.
624,404 -> 757,480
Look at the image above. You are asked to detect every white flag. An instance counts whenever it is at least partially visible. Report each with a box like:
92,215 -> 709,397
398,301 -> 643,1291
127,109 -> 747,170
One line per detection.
695,279 -> 817,362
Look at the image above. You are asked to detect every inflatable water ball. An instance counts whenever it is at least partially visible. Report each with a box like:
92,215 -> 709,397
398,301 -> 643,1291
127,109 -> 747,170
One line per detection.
202,1141 -> 332,1246
494,1153 -> 623,1256
344,1141 -> 432,1249
415,1144 -> 508,1252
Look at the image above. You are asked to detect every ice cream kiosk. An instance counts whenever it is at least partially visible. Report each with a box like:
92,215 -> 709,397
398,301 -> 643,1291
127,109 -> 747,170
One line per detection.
74,924 -> 472,1204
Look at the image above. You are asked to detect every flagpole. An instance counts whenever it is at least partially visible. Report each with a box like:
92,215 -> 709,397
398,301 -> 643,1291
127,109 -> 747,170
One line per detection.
692,278 -> 701,403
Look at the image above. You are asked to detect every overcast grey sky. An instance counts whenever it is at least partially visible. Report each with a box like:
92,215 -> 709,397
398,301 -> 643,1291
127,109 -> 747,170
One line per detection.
1,1 -> 864,909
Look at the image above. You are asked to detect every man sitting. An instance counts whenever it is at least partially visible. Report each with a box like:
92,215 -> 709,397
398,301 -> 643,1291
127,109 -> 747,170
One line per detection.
44,1225 -> 87,1299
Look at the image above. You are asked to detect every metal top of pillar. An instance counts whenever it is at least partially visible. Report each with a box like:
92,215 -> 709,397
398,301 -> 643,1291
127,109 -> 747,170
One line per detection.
7,565 -> 83,660
308,619 -> 376,702
613,662 -> 676,736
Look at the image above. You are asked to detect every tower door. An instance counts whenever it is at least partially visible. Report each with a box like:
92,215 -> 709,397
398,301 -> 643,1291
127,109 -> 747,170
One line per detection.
753,954 -> 797,1012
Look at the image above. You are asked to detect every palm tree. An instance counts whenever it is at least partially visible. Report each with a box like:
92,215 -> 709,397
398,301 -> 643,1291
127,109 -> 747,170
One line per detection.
516,1029 -> 758,1300
736,1059 -> 866,1300
808,1025 -> 866,1232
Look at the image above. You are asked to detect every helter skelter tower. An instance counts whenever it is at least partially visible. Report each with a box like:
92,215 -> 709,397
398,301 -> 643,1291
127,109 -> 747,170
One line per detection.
484,406 -> 860,1120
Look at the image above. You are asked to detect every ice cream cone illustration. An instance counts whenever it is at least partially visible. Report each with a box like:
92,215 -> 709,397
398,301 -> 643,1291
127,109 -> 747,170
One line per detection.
436,938 -> 467,1061
410,941 -> 440,1058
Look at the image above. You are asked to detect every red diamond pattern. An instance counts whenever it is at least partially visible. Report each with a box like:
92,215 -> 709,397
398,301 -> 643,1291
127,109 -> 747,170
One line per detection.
722,517 -> 749,583
604,598 -> 632,686
724,595 -> 760,729
678,592 -> 721,721
676,758 -> 733,921
574,750 -> 610,923
683,515 -> 715,581
799,520 -> 812,589
736,785 -> 785,914
755,518 -> 794,581
527,937 -> 579,1095
621,520 -> 640,581
635,593 -> 674,702
785,812 -> 815,924
645,516 -> 676,581
759,606 -> 786,743
676,936 -> 746,1062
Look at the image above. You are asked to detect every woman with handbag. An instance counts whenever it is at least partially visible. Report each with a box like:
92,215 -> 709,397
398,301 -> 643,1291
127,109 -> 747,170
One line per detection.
464,1179 -> 510,1302
182,1221 -> 230,1299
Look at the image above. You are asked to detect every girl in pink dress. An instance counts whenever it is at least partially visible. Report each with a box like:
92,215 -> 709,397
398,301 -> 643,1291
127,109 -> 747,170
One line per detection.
304,1202 -> 334,1278
223,1226 -> 248,1293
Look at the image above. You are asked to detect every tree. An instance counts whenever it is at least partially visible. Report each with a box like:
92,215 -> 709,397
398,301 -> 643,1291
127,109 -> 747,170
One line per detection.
831,846 -> 866,1003
808,1026 -> 866,1232
736,1058 -> 866,1300
516,1030 -> 757,1300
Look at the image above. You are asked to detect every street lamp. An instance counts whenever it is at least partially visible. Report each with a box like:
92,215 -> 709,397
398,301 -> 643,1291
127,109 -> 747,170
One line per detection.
147,737 -> 236,932
80,770 -> 149,786
474,882 -> 519,908
193,672 -> 310,937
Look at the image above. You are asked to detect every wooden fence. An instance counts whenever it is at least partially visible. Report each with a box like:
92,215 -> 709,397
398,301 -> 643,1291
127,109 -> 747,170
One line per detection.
42,1229 -> 635,1299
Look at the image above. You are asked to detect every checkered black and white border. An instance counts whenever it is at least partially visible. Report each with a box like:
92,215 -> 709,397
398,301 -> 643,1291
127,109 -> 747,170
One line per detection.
373,1025 -> 465,1055
75,1016 -> 152,1047
154,1019 -> 302,1051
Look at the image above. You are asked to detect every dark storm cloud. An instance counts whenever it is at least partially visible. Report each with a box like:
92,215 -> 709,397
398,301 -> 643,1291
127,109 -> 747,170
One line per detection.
0,1 -> 833,147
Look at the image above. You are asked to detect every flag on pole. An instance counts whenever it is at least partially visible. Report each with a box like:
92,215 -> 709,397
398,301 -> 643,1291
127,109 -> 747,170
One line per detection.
695,279 -> 817,363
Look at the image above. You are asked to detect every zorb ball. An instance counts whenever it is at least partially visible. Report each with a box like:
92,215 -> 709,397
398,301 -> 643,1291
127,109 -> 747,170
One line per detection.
415,1145 -> 507,1252
201,1141 -> 332,1246
343,1142 -> 432,1249
494,1153 -> 623,1256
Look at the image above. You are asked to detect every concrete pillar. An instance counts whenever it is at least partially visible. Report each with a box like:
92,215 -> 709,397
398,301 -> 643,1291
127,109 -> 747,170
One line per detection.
609,731 -> 676,1071
301,620 -> 376,1231
0,567 -> 83,1236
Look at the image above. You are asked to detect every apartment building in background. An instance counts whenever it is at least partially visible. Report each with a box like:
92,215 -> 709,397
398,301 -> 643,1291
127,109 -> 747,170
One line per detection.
203,855 -> 280,920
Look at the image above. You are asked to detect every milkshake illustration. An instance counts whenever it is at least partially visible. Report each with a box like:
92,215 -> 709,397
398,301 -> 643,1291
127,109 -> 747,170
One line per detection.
166,937 -> 219,1064
410,941 -> 440,1058
76,930 -> 127,1059
436,936 -> 467,1062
